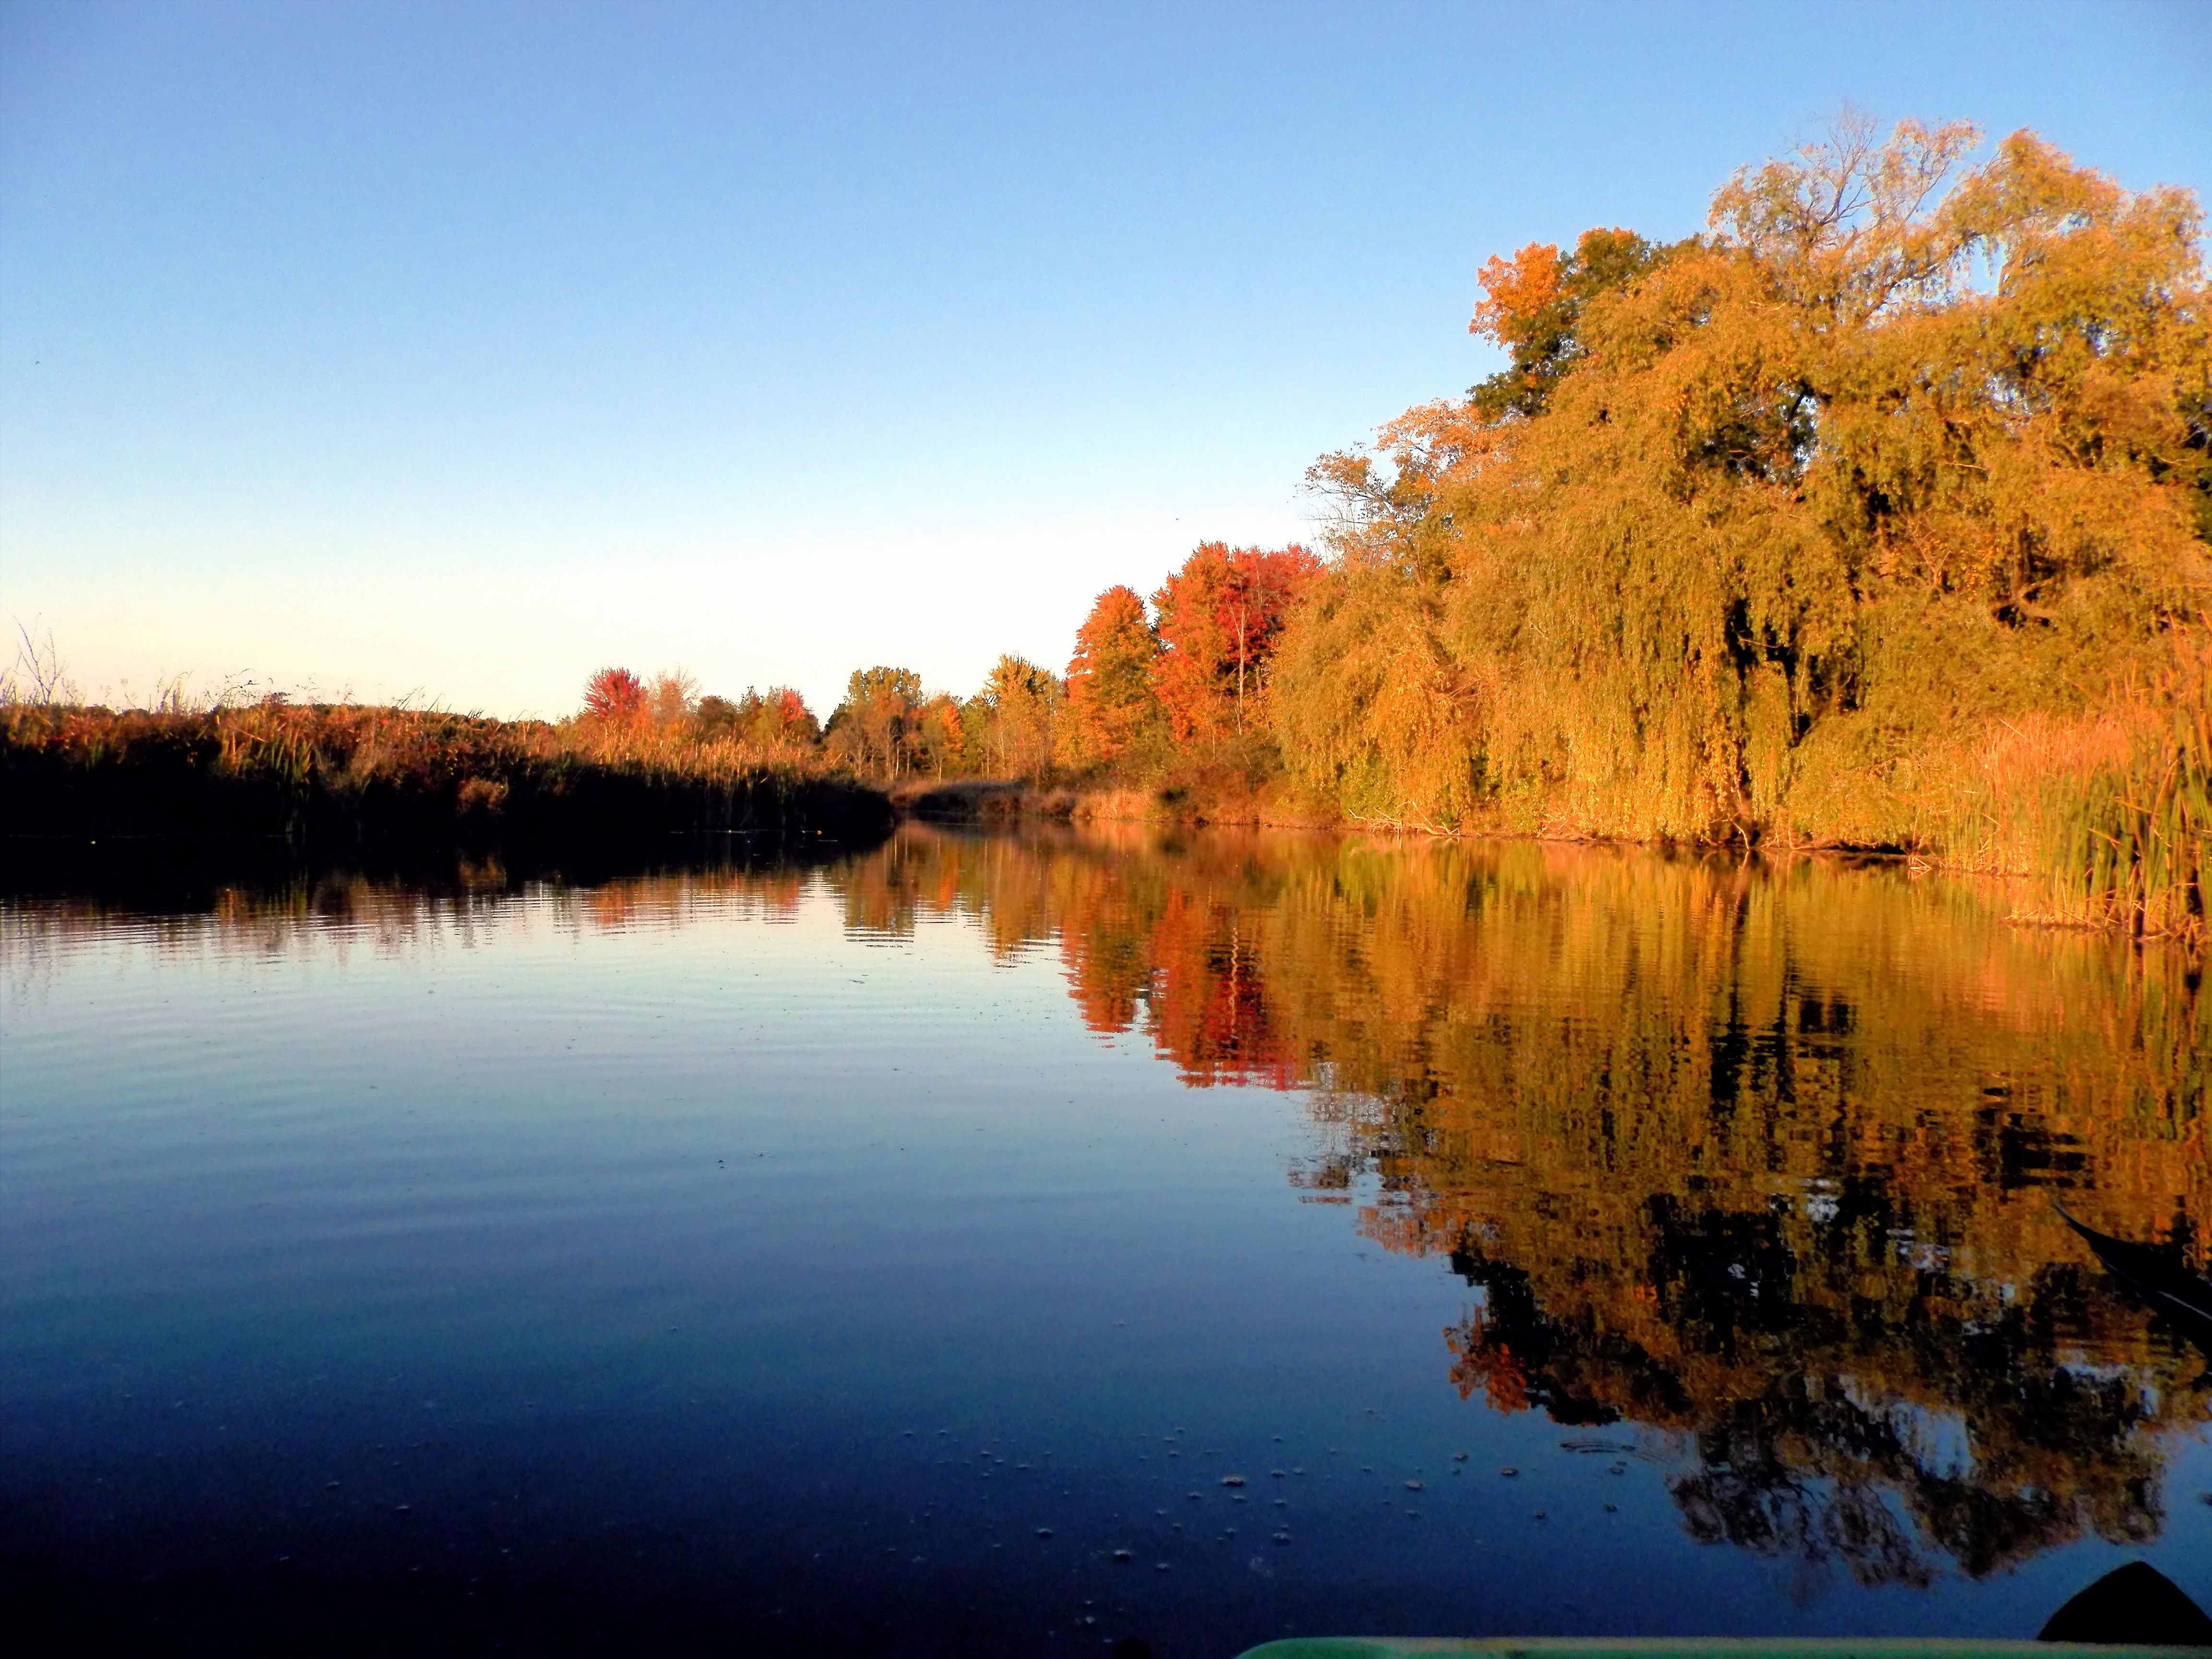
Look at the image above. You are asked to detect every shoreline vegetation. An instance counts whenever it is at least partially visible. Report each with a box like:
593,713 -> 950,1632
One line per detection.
6,118 -> 2207,940
0,701 -> 891,853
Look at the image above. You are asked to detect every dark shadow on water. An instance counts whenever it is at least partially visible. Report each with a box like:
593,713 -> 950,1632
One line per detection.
0,825 -> 892,922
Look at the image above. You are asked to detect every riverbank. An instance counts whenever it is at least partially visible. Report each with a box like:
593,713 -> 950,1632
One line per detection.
890,773 -> 1336,830
890,750 -> 2208,946
8,699 -> 2198,944
0,704 -> 892,853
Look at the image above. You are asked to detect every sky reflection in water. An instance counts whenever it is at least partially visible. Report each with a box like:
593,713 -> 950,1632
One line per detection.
2,825 -> 2208,1655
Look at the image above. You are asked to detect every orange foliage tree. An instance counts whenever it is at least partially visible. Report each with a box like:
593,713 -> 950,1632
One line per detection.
912,692 -> 972,778
697,686 -> 823,752
1063,584 -> 1162,767
1468,228 -> 1676,420
581,667 -> 649,730
976,654 -> 1063,778
825,666 -> 925,780
1150,543 -> 1321,741
760,686 -> 821,747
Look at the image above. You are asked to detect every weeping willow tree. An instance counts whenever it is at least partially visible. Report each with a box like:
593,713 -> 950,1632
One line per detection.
1276,116 -> 2211,925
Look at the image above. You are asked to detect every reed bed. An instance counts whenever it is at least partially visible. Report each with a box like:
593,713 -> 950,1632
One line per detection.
0,702 -> 890,849
1958,654 -> 2211,942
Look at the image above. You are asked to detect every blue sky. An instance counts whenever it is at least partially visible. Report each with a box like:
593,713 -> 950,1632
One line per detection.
3,0 -> 2207,718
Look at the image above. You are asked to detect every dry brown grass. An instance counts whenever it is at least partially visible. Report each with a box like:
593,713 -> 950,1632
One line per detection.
0,701 -> 889,845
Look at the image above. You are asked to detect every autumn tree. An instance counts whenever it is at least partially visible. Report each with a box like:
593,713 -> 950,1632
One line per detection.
1064,584 -> 1163,768
581,667 -> 649,730
911,691 -> 974,778
756,686 -> 822,749
649,669 -> 699,728
1151,542 -> 1322,742
825,666 -> 925,780
1279,116 -> 2212,872
698,686 -> 822,752
975,653 -> 1063,778
1467,227 -> 1680,421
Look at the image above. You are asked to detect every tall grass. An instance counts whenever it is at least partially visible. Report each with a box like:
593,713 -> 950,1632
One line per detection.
1960,651 -> 2211,941
0,702 -> 890,847
2032,709 -> 2207,939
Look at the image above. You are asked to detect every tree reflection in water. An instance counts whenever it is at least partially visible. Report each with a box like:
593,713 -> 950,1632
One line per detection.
830,823 -> 2209,1589
14,822 -> 2204,1592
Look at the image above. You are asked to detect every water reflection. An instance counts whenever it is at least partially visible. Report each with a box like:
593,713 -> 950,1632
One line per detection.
8,822 -> 2206,1603
834,824 -> 2212,1585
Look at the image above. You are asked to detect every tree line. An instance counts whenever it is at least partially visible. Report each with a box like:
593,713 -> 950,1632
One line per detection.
1273,114 -> 2209,934
579,116 -> 2208,929
578,537 -> 1323,787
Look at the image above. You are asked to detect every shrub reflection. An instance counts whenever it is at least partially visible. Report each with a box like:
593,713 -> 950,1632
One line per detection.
831,825 -> 2210,1585
12,823 -> 2204,1585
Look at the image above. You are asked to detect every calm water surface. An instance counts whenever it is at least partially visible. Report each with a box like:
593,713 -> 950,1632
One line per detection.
4,825 -> 2209,1654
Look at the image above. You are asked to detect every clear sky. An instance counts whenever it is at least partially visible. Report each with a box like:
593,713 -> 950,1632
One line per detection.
3,0 -> 2207,719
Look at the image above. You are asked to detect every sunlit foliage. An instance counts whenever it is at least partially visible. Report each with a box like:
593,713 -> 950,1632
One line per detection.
1280,117 -> 2212,930
1063,585 -> 1163,769
974,654 -> 1064,779
648,670 -> 699,728
0,699 -> 882,842
1152,542 -> 1322,742
909,691 -> 974,779
1467,227 -> 1681,421
825,666 -> 927,781
697,685 -> 823,757
581,667 -> 649,730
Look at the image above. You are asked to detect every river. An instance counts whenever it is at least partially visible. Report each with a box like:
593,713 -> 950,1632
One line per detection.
4,823 -> 2207,1654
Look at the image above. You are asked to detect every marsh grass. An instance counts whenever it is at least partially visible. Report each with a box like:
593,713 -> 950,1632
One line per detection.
0,702 -> 890,848
2024,714 -> 2208,939
1946,655 -> 2211,940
